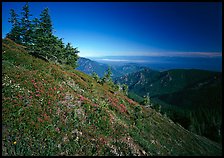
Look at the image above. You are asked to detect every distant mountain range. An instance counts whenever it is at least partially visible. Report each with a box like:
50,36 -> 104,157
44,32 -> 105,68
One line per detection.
76,57 -> 109,77
77,57 -> 146,78
115,68 -> 222,105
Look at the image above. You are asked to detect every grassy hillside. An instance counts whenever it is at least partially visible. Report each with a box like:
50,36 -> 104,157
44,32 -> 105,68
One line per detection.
115,65 -> 222,143
2,38 -> 222,156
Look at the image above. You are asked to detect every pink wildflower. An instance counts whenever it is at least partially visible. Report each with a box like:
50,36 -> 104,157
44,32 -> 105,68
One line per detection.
35,94 -> 40,97
38,117 -> 43,123
55,127 -> 60,132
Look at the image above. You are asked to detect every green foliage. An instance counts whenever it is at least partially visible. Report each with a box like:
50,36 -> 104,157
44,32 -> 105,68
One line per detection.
6,2 -> 79,68
151,103 -> 161,113
64,43 -> 79,68
39,8 -> 53,36
100,67 -> 113,85
6,9 -> 22,44
92,72 -> 101,83
20,2 -> 32,45
104,67 -> 112,82
142,93 -> 151,106
116,68 -> 222,143
123,84 -> 129,96
128,92 -> 144,103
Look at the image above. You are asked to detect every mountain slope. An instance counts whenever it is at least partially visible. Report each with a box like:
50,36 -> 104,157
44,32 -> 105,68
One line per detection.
115,67 -> 222,143
76,57 -> 110,78
77,57 -> 145,78
116,68 -> 222,98
2,38 -> 222,156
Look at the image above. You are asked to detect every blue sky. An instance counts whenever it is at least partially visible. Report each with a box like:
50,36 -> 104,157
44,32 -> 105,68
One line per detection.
2,2 -> 222,57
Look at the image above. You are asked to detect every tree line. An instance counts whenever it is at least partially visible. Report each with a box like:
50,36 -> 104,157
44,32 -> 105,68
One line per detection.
6,2 -> 79,68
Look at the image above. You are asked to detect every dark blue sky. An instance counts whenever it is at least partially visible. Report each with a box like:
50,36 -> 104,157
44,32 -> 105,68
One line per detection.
2,2 -> 222,57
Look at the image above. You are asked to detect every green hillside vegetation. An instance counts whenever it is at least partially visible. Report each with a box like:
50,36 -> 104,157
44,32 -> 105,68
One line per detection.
2,38 -> 222,156
115,68 -> 222,143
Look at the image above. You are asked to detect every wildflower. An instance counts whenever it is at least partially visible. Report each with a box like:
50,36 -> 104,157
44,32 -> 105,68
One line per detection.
54,86 -> 57,90
80,95 -> 85,101
13,141 -> 16,145
92,103 -> 97,107
29,96 -> 33,99
38,117 -> 43,123
55,127 -> 60,132
35,94 -> 40,97
31,80 -> 35,83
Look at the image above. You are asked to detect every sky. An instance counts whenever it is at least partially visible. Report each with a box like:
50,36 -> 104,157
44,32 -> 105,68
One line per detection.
2,2 -> 222,58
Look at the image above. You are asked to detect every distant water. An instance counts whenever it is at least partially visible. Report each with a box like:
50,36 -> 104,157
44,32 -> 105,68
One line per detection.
89,56 -> 222,72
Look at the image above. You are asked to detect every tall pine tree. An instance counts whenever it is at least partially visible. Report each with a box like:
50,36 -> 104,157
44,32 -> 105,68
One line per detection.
33,8 -> 54,60
20,2 -> 32,45
6,4 -> 79,68
6,9 -> 22,44
64,43 -> 79,68
39,8 -> 53,36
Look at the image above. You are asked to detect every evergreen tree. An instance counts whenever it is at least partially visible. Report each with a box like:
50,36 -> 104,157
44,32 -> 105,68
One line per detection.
32,8 -> 55,61
39,8 -> 53,36
92,72 -> 101,83
122,84 -> 128,95
6,9 -> 22,44
20,2 -> 32,45
6,5 -> 79,68
104,67 -> 112,83
64,43 -> 79,68
30,18 -> 40,44
143,93 -> 151,106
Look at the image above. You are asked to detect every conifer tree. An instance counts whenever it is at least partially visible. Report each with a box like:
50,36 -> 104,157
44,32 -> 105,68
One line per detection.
64,43 -> 79,68
92,72 -> 101,83
122,84 -> 128,95
39,8 -> 53,36
104,67 -> 112,83
143,93 -> 151,106
6,9 -> 22,44
6,4 -> 79,68
20,2 -> 32,45
30,18 -> 40,44
33,8 -> 55,61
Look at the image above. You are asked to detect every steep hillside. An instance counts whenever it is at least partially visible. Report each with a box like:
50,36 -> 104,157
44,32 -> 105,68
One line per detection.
2,38 -> 222,156
115,67 -> 222,143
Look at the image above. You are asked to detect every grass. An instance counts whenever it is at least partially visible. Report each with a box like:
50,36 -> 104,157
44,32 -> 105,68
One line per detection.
2,38 -> 222,156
